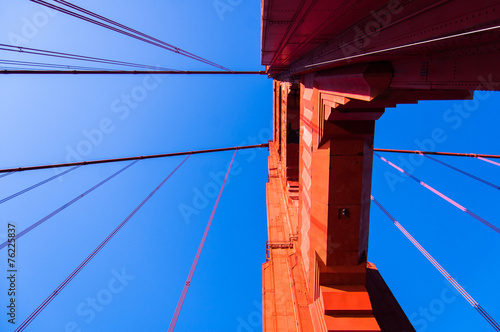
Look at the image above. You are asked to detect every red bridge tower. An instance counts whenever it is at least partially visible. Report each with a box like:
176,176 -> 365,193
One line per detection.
261,0 -> 500,331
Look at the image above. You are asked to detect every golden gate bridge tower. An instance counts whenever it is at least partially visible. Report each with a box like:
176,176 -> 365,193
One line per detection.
260,0 -> 500,331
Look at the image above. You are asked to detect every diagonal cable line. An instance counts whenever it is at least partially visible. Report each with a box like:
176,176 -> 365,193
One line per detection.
0,161 -> 138,250
423,154 -> 500,190
375,152 -> 500,234
478,157 -> 500,167
54,0 -> 204,59
29,0 -> 232,71
0,165 -> 80,205
371,196 -> 500,332
168,150 -> 236,332
14,156 -> 190,332
0,172 -> 15,179
0,43 -> 177,71
0,59 -> 114,71
373,148 -> 500,159
29,0 -> 184,53
53,0 -> 231,71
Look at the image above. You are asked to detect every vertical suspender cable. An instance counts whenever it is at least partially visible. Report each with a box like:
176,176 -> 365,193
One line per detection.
371,196 -> 500,331
14,155 -> 189,332
374,153 -> 500,234
168,150 -> 237,332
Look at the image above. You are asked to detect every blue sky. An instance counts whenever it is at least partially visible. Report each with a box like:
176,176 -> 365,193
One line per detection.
371,93 -> 500,332
0,1 -> 499,331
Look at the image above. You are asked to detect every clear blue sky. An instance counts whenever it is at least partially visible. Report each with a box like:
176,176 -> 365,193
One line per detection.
0,1 -> 498,331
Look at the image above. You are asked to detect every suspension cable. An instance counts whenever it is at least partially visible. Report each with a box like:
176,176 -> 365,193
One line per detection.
29,0 -> 185,54
0,70 -> 266,75
29,0 -> 232,71
168,150 -> 236,332
0,143 -> 268,173
14,156 -> 189,332
478,157 -> 500,167
423,154 -> 500,190
0,43 -> 177,71
0,172 -> 15,179
374,148 -> 500,159
0,59 -> 109,71
54,0 -> 213,64
374,152 -> 500,234
371,196 -> 500,332
53,0 -> 231,71
0,161 -> 137,251
0,165 -> 80,205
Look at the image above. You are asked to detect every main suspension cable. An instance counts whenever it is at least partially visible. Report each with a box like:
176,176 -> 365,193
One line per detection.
0,70 -> 266,75
371,196 -> 500,332
14,156 -> 189,332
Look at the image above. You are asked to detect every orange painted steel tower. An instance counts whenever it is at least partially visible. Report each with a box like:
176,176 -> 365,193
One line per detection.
261,0 -> 500,331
